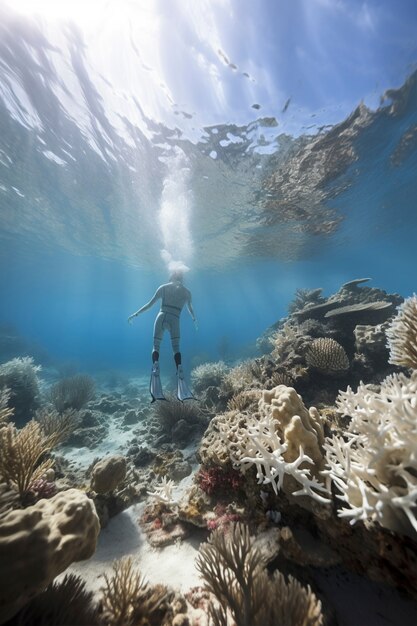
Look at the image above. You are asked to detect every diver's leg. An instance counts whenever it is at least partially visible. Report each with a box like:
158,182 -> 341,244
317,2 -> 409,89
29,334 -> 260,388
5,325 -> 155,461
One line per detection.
170,319 -> 194,401
150,314 -> 166,402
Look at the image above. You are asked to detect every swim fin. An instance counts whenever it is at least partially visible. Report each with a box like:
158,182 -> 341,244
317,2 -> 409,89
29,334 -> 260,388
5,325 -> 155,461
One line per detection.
176,365 -> 195,402
150,362 -> 166,403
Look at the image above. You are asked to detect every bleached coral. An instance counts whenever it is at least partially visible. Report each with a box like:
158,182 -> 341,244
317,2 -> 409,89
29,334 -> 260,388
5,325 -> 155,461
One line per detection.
220,386 -> 330,504
386,293 -> 417,369
323,370 -> 417,536
191,361 -> 229,395
147,476 -> 177,507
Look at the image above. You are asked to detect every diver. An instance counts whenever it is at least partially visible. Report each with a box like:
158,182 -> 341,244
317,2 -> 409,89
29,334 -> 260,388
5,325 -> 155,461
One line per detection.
128,270 -> 197,402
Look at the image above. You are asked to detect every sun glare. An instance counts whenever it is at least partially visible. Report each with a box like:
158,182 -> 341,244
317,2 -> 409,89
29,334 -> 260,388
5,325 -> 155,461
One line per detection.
4,0 -> 153,23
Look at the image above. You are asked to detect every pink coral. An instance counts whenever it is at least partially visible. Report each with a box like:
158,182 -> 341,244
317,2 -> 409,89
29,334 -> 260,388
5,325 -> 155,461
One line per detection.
29,479 -> 57,500
197,466 -> 244,496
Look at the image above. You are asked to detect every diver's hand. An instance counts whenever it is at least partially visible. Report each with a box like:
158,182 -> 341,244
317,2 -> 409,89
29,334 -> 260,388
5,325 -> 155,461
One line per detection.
128,314 -> 137,324
193,320 -> 199,331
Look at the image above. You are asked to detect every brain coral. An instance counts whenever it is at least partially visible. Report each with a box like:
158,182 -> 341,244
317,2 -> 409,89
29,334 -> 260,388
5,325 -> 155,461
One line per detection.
306,338 -> 349,375
0,488 -> 100,622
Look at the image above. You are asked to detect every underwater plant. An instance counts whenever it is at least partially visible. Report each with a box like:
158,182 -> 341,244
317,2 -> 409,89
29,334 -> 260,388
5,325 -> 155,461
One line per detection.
305,337 -> 349,376
0,356 -> 41,425
0,420 -> 55,498
36,406 -> 81,446
49,374 -> 96,412
0,387 -> 13,427
196,522 -> 323,626
99,557 -> 170,626
386,293 -> 417,369
324,370 -> 417,537
10,573 -> 99,626
151,396 -> 204,444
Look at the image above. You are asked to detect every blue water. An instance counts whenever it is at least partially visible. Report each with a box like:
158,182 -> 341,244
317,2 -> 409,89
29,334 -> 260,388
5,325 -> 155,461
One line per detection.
1,3 -> 417,377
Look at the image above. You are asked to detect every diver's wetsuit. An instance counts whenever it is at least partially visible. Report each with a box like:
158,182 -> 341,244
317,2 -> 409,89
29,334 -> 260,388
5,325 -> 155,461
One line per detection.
129,277 -> 196,401
152,281 -> 192,354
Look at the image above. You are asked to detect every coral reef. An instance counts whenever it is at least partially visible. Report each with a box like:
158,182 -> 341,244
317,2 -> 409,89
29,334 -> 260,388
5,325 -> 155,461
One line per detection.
254,279 -> 406,406
196,522 -> 323,626
0,357 -> 41,425
220,386 -> 329,506
0,488 -> 99,622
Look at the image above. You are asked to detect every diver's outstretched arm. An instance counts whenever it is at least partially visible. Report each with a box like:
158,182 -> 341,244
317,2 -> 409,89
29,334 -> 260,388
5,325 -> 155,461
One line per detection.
186,294 -> 198,329
128,287 -> 162,323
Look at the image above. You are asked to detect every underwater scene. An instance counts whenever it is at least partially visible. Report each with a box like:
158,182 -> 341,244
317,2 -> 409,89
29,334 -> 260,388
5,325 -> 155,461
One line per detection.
1,0 -> 417,624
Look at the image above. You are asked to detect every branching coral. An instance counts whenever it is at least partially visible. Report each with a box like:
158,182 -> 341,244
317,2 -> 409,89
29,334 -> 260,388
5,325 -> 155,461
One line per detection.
196,522 -> 323,626
0,420 -> 55,498
100,557 -> 169,626
270,322 -> 301,362
306,338 -> 349,375
222,361 -> 263,395
49,374 -> 96,412
227,389 -> 260,412
147,476 -> 177,508
386,293 -> 417,368
323,370 -> 417,537
231,413 -> 330,504
219,386 -> 329,504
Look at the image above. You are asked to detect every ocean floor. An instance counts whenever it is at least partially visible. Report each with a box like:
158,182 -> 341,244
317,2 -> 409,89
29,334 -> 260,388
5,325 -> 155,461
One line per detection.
62,502 -> 417,626
54,374 -> 417,626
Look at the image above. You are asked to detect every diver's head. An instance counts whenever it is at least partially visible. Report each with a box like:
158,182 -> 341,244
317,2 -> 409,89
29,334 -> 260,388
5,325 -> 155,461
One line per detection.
170,270 -> 184,283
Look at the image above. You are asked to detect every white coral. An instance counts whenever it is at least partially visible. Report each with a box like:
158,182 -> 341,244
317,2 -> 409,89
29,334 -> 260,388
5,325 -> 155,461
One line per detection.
386,294 -> 417,369
323,371 -> 417,536
221,386 -> 330,504
236,414 -> 330,504
147,476 -> 177,507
